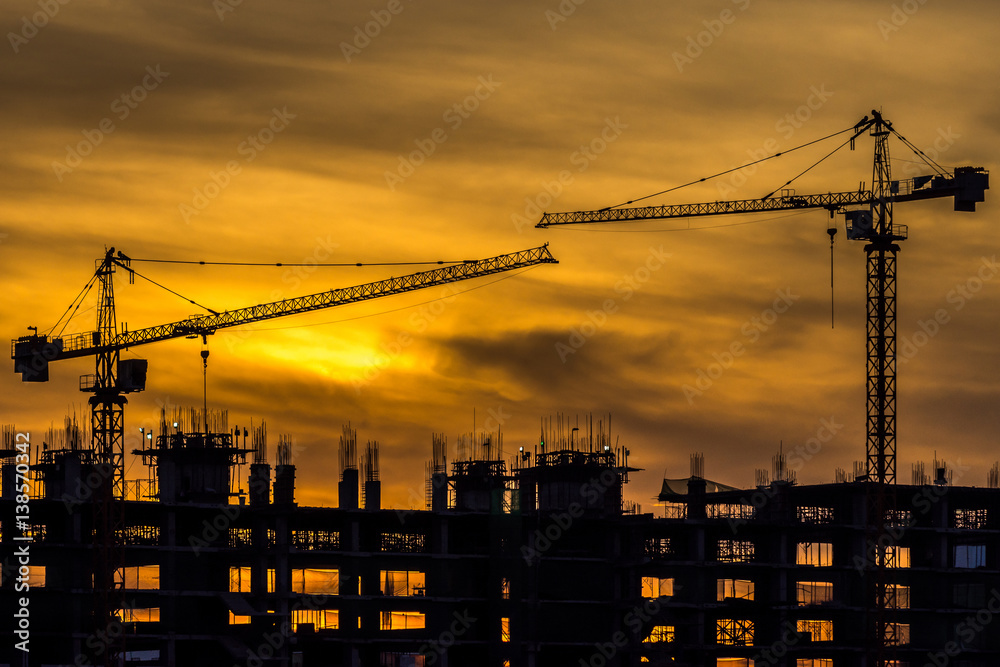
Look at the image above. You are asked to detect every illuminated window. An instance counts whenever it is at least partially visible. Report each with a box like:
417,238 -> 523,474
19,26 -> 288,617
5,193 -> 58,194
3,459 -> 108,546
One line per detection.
716,619 -> 753,646
117,565 -> 159,590
380,571 -> 425,597
268,568 -> 276,593
887,545 -> 910,568
381,611 -> 425,630
228,527 -> 252,548
716,657 -> 753,665
796,506 -> 835,524
378,654 -> 426,667
641,576 -> 674,598
381,532 -> 426,553
718,539 -> 754,563
954,508 -> 988,529
885,622 -> 910,646
643,625 -> 675,643
796,660 -> 833,667
955,544 -> 986,568
229,566 -> 251,593
292,529 -> 340,550
797,581 -> 833,606
291,609 -> 339,631
117,607 -> 160,623
291,568 -> 339,595
796,619 -> 833,642
796,542 -> 833,567
501,617 -> 510,642
28,565 -> 46,588
884,584 -> 910,609
501,577 -> 510,599
229,612 -> 251,625
717,579 -> 754,601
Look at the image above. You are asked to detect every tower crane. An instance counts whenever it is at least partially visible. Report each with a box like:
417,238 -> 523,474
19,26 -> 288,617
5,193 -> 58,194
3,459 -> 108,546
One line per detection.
536,111 -> 988,665
9,243 -> 557,666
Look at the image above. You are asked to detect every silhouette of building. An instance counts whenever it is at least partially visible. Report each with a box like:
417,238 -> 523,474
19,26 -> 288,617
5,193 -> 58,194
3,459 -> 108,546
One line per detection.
1,416 -> 998,667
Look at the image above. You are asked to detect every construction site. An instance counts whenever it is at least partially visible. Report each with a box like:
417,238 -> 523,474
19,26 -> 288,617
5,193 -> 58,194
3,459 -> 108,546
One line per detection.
1,112 -> 996,667
2,412 -> 1000,667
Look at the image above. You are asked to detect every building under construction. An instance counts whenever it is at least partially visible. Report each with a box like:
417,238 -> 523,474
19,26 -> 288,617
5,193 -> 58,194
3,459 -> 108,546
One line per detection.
2,413 -> 999,667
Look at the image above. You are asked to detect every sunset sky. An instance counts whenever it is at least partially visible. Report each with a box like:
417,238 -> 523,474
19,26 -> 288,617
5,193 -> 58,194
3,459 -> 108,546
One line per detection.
2,0 -> 997,509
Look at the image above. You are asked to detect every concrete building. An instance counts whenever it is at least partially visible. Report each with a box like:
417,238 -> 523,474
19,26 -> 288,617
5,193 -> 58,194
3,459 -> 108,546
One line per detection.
1,417 -> 998,667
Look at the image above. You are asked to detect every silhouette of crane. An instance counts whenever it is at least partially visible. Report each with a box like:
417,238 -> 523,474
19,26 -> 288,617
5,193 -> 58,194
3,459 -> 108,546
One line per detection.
10,243 -> 557,666
537,111 -> 988,665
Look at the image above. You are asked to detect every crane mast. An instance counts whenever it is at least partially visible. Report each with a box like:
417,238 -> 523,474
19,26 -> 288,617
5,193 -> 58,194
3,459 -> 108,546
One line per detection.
536,111 -> 988,666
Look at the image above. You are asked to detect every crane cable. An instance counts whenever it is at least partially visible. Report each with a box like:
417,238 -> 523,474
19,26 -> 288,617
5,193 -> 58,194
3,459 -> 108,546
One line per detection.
602,124 -> 859,210
48,272 -> 100,338
127,258 -> 473,268
761,126 -> 868,199
889,127 -> 950,176
122,263 -> 220,316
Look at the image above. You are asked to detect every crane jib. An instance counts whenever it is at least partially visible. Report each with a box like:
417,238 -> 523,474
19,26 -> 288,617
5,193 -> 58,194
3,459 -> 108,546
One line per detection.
536,167 -> 987,227
11,244 -> 557,382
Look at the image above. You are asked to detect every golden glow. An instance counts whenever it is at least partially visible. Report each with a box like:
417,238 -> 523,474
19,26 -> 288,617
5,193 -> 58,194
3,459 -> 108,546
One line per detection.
291,568 -> 339,595
117,565 -> 159,590
716,619 -> 753,646
796,542 -> 833,567
717,579 -> 754,601
380,570 -> 425,597
118,607 -> 160,623
229,566 -> 251,593
643,625 -> 675,643
380,611 -> 425,630
2,2 -> 998,515
796,581 -> 833,606
229,612 -> 251,625
641,576 -> 674,598
28,566 -> 46,588
796,619 -> 833,642
292,609 -> 339,631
